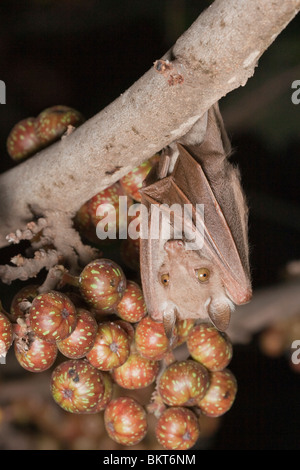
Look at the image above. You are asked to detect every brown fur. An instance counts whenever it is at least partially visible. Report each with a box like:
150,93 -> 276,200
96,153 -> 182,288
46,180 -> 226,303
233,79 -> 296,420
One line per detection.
140,103 -> 252,332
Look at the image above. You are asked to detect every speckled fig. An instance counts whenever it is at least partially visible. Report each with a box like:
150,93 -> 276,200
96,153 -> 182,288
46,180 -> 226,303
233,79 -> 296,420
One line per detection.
158,360 -> 210,407
88,183 -> 127,234
6,117 -> 41,161
135,316 -> 172,361
115,281 -> 147,323
79,259 -> 126,313
0,311 -> 13,358
114,320 -> 135,343
86,321 -> 130,371
35,105 -> 84,145
10,284 -> 39,321
14,333 -> 58,372
196,368 -> 237,417
50,359 -> 104,414
104,397 -> 147,446
112,352 -> 160,389
175,319 -> 195,346
29,291 -> 77,343
155,407 -> 200,450
57,308 -> 97,359
187,323 -> 233,371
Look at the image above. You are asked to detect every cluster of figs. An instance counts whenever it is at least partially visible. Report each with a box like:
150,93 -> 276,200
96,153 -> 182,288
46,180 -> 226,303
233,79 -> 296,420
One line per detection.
0,106 -> 237,450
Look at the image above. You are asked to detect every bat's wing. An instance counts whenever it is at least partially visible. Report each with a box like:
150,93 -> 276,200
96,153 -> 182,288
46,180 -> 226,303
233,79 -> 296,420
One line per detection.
140,144 -> 252,308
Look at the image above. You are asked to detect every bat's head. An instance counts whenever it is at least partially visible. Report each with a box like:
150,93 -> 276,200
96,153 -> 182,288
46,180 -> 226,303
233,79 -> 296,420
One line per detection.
152,239 -> 235,332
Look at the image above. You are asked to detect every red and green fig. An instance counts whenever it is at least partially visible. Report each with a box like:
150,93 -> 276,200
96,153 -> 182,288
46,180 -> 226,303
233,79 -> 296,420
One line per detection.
158,360 -> 210,407
175,318 -> 195,346
196,368 -> 237,417
57,308 -> 97,359
0,311 -> 13,358
155,407 -> 200,450
6,117 -> 41,161
104,397 -> 147,446
14,333 -> 58,373
86,321 -> 130,371
88,183 -> 127,235
112,352 -> 160,389
50,359 -> 104,414
115,281 -> 147,323
35,105 -> 84,145
114,320 -> 135,343
187,323 -> 233,371
135,316 -> 172,361
29,291 -> 77,343
10,284 -> 39,321
79,259 -> 126,313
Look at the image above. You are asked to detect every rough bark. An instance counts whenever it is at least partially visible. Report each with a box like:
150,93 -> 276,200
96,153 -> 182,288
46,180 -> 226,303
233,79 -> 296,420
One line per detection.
0,0 -> 299,247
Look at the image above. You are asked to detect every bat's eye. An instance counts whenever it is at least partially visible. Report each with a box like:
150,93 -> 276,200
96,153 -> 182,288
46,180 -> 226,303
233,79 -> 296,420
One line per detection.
196,267 -> 210,282
161,273 -> 170,286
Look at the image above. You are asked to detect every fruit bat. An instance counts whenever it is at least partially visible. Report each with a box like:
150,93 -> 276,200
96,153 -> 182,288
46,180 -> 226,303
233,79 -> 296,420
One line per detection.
139,103 -> 252,337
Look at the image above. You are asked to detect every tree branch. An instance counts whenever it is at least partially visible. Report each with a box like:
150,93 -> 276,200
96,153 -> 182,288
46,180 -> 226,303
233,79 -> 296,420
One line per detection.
0,249 -> 62,284
0,0 -> 299,247
227,278 -> 300,344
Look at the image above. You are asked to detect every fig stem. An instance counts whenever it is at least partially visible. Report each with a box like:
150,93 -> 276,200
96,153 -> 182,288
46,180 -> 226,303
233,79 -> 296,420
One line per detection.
61,271 -> 80,288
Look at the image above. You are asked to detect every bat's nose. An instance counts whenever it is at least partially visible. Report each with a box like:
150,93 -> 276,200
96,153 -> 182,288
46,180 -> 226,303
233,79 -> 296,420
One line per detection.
240,288 -> 253,304
233,285 -> 252,305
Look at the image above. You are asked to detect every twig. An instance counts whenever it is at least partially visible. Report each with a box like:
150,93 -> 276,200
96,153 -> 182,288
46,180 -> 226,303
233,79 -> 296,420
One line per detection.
0,249 -> 62,284
0,211 -> 99,283
37,265 -> 66,293
42,210 -> 100,272
6,219 -> 48,244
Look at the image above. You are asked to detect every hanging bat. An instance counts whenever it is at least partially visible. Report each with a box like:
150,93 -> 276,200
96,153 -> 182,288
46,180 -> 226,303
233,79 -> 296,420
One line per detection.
139,103 -> 252,336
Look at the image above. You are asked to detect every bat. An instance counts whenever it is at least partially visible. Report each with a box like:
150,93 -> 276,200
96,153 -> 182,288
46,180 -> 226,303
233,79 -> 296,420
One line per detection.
139,103 -> 252,337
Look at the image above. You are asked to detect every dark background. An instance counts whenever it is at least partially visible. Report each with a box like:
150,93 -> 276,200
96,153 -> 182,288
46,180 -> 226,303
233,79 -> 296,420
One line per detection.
0,0 -> 299,450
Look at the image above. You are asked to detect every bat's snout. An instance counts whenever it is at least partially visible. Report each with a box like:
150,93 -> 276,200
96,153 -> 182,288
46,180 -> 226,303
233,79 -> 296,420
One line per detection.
233,286 -> 253,305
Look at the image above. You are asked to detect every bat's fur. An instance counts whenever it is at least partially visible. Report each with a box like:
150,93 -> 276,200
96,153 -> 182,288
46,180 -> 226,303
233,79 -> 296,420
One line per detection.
140,103 -> 252,333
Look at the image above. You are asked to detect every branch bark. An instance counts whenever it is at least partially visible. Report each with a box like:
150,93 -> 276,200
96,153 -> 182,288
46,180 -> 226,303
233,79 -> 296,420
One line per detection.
0,0 -> 299,247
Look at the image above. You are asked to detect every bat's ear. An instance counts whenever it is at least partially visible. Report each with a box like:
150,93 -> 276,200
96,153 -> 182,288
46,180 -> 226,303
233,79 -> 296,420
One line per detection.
207,298 -> 232,332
